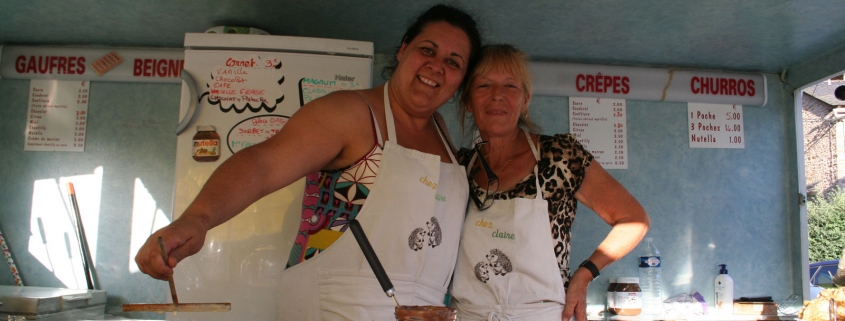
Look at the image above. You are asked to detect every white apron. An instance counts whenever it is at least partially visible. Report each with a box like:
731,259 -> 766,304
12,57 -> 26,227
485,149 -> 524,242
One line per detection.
276,82 -> 469,320
451,130 -> 566,321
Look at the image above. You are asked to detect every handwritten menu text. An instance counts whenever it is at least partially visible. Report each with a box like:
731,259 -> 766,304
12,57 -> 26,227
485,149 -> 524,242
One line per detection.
206,55 -> 285,113
227,115 -> 290,154
298,76 -> 366,106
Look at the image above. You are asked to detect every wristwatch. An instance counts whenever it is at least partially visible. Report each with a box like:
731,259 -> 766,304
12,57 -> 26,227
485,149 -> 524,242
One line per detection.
578,260 -> 600,280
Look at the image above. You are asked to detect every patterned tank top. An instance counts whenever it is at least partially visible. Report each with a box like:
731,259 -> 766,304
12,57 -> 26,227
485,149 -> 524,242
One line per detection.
285,94 -> 383,268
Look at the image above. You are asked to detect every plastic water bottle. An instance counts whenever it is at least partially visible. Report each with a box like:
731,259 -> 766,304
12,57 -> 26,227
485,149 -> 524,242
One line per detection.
639,237 -> 663,318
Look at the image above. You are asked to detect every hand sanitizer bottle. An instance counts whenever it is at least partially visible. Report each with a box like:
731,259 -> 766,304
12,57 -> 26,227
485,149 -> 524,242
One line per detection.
715,264 -> 734,314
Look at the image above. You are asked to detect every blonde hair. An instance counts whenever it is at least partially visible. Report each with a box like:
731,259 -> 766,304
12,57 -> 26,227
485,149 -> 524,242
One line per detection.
457,44 -> 540,134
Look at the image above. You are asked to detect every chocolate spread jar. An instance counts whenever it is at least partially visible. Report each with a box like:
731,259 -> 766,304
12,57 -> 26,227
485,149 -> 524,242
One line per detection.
612,277 -> 642,316
607,277 -> 618,314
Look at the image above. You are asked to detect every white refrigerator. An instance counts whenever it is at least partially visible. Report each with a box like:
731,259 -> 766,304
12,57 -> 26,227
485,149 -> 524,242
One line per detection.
170,33 -> 373,320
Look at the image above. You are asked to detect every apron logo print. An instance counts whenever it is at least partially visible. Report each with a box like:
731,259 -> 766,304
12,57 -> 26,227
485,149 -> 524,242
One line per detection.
474,262 -> 490,283
407,217 -> 442,251
473,249 -> 513,283
426,217 -> 442,247
474,249 -> 513,283
486,249 -> 512,276
419,176 -> 438,189
409,227 -> 426,251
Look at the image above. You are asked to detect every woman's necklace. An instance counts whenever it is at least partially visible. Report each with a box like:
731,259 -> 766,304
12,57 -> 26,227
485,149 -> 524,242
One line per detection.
485,141 -> 519,172
497,152 -> 516,172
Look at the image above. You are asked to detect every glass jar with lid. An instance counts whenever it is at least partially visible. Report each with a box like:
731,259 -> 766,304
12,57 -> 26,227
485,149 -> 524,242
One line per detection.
612,277 -> 642,316
607,277 -> 619,314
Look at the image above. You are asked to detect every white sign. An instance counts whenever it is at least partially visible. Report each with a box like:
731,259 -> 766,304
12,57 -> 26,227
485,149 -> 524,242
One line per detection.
688,103 -> 744,149
532,62 -> 767,106
25,80 -> 89,152
0,45 -> 184,83
569,97 -> 628,169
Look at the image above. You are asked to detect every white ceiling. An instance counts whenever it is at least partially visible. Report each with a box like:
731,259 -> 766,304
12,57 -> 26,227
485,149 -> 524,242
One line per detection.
2,1 -> 845,74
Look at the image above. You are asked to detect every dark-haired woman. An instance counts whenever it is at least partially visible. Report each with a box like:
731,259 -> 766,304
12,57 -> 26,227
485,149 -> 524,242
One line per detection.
134,4 -> 482,320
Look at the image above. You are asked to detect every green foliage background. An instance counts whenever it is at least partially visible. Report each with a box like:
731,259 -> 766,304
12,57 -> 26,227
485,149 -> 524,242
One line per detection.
809,187 -> 845,262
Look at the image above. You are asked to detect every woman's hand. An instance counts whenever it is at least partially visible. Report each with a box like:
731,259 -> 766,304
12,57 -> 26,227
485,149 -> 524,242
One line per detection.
134,215 -> 209,280
566,161 -> 649,321
562,268 -> 593,321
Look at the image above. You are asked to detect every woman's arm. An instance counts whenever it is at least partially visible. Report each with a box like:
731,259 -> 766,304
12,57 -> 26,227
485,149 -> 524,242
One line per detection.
563,161 -> 650,321
136,90 -> 376,280
576,161 -> 650,271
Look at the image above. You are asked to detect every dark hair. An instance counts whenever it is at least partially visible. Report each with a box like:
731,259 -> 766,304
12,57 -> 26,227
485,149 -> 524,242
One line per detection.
381,4 -> 483,89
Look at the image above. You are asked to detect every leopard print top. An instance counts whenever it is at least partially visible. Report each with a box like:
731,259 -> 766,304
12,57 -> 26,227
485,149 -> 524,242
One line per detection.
457,133 -> 593,289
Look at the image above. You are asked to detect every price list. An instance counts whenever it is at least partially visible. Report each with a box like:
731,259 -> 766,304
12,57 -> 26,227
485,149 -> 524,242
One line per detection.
24,80 -> 89,152
205,54 -> 286,113
688,103 -> 744,149
569,97 -> 628,169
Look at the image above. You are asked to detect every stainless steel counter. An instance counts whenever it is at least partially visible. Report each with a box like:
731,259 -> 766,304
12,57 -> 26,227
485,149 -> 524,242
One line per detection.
0,285 -> 106,320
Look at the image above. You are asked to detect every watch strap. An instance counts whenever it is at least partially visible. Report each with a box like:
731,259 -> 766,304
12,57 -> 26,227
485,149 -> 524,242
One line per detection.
579,259 -> 600,280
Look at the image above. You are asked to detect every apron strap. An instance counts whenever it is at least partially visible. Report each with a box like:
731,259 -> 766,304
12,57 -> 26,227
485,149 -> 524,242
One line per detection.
524,129 -> 539,161
383,81 -> 398,143
523,129 -> 543,196
433,119 -> 459,164
467,147 -> 479,175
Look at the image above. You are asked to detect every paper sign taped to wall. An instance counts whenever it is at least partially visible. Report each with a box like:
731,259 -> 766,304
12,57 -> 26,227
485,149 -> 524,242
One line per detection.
569,97 -> 628,169
688,103 -> 745,149
24,80 -> 89,152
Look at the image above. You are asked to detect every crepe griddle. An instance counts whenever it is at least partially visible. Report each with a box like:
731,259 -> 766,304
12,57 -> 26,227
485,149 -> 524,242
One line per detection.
122,237 -> 231,313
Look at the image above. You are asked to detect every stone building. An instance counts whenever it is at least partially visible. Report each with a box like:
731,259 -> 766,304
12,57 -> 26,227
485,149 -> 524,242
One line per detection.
803,79 -> 845,198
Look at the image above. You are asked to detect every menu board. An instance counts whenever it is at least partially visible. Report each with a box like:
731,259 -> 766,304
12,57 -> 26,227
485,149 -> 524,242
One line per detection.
569,97 -> 628,169
24,80 -> 89,152
227,115 -> 290,154
299,77 -> 366,106
688,103 -> 745,149
205,54 -> 286,114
